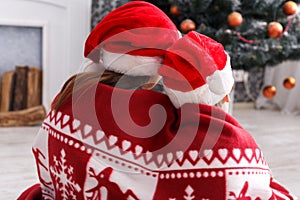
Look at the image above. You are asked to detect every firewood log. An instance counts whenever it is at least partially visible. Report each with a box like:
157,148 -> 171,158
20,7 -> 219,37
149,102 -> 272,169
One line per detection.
0,105 -> 46,127
13,66 -> 29,111
0,71 -> 15,112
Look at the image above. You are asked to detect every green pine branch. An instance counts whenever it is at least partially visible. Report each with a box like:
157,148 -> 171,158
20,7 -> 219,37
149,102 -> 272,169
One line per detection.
143,0 -> 300,70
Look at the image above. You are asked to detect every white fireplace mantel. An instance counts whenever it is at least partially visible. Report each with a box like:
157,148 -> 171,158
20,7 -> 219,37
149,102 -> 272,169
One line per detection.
0,0 -> 92,110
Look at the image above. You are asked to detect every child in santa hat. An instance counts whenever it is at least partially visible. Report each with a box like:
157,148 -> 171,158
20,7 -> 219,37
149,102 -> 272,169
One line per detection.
18,1 -> 297,200
18,1 -> 180,199
158,31 -> 297,199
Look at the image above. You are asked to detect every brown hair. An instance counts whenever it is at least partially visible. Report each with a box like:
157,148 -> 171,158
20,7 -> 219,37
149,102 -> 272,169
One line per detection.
51,70 -> 150,111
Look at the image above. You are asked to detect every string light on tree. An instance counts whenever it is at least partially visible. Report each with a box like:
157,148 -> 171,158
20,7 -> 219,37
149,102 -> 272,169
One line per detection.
262,85 -> 277,99
227,12 -> 243,27
170,5 -> 180,16
180,19 -> 196,33
283,77 -> 296,89
267,22 -> 283,38
283,1 -> 298,16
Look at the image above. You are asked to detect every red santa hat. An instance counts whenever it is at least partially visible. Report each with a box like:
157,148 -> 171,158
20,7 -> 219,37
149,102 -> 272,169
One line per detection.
158,31 -> 234,108
84,1 -> 181,76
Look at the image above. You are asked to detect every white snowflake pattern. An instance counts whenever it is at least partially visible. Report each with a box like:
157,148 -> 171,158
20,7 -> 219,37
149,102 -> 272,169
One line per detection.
169,185 -> 211,200
184,185 -> 195,200
50,149 -> 81,200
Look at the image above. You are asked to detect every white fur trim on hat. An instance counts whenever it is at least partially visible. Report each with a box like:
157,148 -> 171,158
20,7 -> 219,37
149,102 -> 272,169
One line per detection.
102,49 -> 163,76
163,55 -> 234,108
80,58 -> 105,72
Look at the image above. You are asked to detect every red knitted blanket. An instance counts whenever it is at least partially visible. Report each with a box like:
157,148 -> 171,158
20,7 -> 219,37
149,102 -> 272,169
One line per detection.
19,83 -> 296,200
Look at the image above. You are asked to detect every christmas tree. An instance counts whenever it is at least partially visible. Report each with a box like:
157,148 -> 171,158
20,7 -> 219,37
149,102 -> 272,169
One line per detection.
145,0 -> 300,71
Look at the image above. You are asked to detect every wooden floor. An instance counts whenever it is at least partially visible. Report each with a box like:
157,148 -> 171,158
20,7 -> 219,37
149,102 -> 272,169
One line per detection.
1,104 -> 300,199
0,126 -> 39,199
233,104 -> 300,198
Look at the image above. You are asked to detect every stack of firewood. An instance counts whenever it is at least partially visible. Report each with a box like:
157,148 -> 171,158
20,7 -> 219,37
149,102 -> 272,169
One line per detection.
0,66 -> 46,126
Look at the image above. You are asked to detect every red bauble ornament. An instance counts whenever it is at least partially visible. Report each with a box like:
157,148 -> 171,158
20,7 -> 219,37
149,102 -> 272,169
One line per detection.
180,19 -> 196,33
170,5 -> 180,16
283,1 -> 298,15
262,85 -> 277,99
267,22 -> 283,38
227,12 -> 243,27
283,77 -> 296,89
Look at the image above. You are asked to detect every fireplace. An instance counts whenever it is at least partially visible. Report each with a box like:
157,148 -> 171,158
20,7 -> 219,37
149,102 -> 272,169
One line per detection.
0,25 -> 42,75
0,0 -> 92,110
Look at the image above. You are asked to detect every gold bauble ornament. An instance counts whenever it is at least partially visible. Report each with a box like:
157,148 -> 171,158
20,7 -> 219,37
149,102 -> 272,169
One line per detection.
227,12 -> 243,27
267,21 -> 283,38
262,85 -> 277,99
180,19 -> 196,33
283,77 -> 296,89
283,1 -> 298,15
